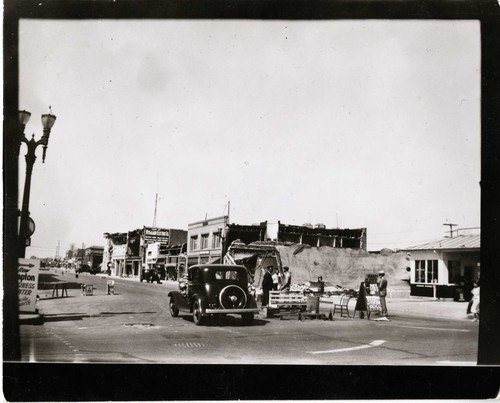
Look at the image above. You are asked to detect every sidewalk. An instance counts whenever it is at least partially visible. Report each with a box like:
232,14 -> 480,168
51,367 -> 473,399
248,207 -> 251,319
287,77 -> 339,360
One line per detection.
19,270 -> 175,325
320,295 -> 472,321
385,297 -> 471,321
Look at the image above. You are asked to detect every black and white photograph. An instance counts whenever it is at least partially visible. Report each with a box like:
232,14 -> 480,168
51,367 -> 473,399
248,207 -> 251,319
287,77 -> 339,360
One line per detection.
4,0 -> 500,401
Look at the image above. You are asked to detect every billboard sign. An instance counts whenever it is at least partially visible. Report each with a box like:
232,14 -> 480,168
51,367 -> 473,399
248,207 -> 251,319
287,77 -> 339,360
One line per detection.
143,227 -> 170,243
18,258 -> 40,313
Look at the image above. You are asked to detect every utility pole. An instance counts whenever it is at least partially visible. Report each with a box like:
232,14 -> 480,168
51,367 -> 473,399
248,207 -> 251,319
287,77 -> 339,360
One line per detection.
152,193 -> 158,227
81,242 -> 85,268
443,223 -> 458,238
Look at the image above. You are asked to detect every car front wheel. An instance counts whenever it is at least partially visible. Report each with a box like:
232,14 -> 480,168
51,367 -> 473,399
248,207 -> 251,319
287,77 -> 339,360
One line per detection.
169,297 -> 179,317
192,300 -> 204,326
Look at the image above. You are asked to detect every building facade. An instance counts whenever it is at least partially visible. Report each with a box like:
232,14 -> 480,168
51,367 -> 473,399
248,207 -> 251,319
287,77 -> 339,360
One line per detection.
103,226 -> 187,279
276,222 -> 367,250
145,242 -> 186,280
186,217 -> 367,268
404,234 -> 480,299
83,246 -> 104,272
187,215 -> 229,267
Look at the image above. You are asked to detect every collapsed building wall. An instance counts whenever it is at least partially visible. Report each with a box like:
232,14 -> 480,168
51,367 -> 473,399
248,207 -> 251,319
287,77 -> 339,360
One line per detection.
224,240 -> 411,296
275,244 -> 410,293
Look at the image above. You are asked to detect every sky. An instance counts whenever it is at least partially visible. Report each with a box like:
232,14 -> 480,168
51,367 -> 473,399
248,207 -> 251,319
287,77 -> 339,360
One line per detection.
18,19 -> 480,258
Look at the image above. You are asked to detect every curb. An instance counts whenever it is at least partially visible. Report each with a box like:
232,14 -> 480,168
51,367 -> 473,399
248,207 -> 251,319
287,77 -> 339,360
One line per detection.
19,314 -> 44,325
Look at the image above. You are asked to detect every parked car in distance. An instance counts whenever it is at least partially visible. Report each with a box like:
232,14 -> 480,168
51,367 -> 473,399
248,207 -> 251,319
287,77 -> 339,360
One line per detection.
78,264 -> 100,275
168,264 -> 260,325
141,269 -> 161,284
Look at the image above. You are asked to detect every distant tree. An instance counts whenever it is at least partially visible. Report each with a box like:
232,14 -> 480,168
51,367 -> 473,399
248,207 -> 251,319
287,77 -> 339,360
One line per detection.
29,255 -> 37,260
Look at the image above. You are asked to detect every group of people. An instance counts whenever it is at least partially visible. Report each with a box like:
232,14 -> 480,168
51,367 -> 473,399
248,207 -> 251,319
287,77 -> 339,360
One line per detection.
261,265 -> 291,306
259,266 -> 480,320
360,270 -> 389,318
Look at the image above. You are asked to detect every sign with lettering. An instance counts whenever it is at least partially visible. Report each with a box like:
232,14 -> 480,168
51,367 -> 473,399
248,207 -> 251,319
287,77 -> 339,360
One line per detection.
18,258 -> 40,313
354,281 -> 381,319
143,227 -> 170,242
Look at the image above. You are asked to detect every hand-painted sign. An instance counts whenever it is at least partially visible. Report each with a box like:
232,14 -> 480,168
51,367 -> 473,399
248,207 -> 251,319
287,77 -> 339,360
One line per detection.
18,258 -> 40,313
354,280 -> 381,319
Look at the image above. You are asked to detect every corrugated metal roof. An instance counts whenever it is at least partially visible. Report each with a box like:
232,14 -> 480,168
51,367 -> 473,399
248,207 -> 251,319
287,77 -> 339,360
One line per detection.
404,235 -> 480,251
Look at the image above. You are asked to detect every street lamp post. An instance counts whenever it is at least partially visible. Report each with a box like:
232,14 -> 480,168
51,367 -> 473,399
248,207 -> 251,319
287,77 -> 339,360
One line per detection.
17,109 -> 57,258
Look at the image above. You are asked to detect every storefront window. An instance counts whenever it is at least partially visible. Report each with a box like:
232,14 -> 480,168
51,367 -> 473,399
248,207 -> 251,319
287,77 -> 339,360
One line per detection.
190,235 -> 198,251
415,260 -> 438,283
415,260 -> 425,282
212,232 -> 221,248
201,233 -> 209,249
427,260 -> 438,283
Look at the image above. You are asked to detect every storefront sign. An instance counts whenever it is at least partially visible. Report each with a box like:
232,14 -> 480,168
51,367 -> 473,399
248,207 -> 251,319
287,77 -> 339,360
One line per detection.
143,227 -> 170,242
18,258 -> 40,313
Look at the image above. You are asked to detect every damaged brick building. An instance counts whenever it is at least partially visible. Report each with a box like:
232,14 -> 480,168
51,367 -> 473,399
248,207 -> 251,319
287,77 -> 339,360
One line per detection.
222,221 -> 366,254
184,218 -> 370,288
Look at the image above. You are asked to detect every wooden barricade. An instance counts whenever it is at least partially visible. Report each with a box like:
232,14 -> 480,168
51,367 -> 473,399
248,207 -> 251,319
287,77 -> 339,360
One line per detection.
39,282 -> 69,298
51,282 -> 68,298
268,291 -> 308,319
269,291 -> 307,309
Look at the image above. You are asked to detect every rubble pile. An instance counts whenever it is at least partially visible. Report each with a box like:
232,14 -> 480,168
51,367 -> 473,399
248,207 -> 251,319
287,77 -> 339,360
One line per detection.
275,244 -> 410,290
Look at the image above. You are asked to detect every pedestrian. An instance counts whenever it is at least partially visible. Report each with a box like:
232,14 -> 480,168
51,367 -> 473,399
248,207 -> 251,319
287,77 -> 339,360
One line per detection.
281,266 -> 291,292
272,268 -> 280,291
470,280 -> 480,321
462,276 -> 473,302
261,266 -> 274,307
377,270 -> 388,317
466,278 -> 478,314
317,276 -> 325,295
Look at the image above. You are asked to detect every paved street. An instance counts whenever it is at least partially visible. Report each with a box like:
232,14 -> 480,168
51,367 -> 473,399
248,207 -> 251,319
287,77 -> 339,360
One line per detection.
19,269 -> 479,365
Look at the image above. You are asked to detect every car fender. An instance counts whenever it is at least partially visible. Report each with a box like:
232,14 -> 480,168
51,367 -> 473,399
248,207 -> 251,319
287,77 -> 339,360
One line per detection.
168,291 -> 190,312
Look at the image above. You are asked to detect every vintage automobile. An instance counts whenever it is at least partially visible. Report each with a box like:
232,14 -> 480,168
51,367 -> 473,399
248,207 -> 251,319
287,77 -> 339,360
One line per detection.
168,264 -> 260,325
140,269 -> 161,284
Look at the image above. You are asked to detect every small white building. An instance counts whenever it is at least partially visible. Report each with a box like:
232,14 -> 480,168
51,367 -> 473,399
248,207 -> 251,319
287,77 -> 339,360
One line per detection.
404,234 -> 480,299
145,242 -> 162,271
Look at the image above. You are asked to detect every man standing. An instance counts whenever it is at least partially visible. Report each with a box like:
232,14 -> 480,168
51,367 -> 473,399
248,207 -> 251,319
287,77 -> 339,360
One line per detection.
261,266 -> 274,307
377,270 -> 388,317
281,266 -> 291,292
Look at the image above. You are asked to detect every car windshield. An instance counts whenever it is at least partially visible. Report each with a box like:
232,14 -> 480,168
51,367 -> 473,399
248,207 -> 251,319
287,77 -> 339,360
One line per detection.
213,270 -> 241,281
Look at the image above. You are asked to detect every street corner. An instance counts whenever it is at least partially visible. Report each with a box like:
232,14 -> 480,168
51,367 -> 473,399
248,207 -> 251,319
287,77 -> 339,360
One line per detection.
19,312 -> 44,325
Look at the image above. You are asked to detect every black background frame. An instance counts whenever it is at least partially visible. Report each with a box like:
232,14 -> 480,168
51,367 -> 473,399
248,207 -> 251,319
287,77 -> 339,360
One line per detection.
3,0 -> 500,400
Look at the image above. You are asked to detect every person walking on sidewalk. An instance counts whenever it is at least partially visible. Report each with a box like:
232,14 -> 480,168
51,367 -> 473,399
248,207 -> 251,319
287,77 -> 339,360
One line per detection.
377,270 -> 388,317
470,280 -> 480,321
